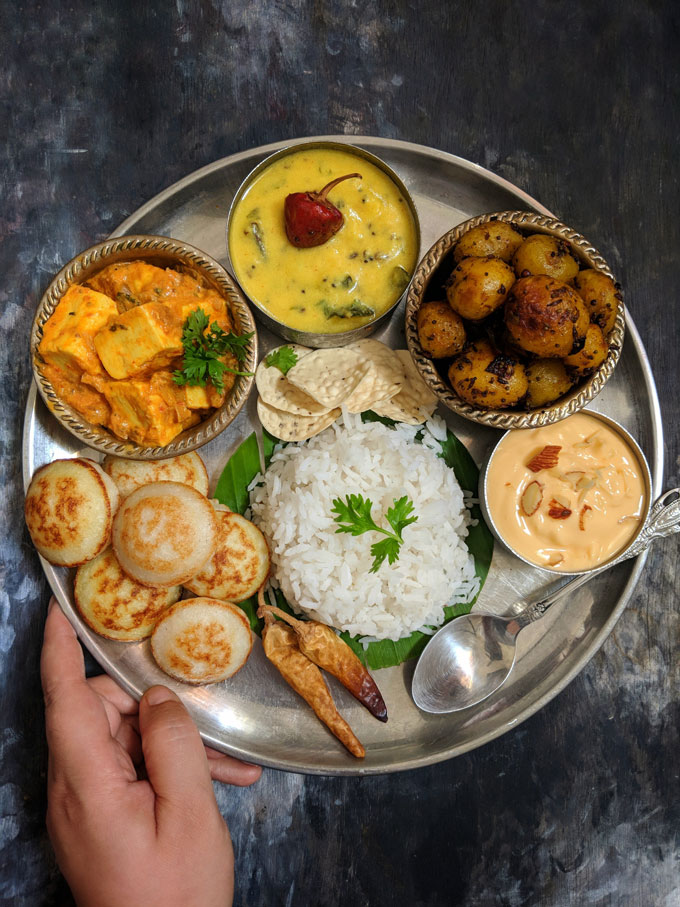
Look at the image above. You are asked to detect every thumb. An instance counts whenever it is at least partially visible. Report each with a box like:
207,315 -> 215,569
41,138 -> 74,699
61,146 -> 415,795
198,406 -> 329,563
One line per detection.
138,686 -> 215,820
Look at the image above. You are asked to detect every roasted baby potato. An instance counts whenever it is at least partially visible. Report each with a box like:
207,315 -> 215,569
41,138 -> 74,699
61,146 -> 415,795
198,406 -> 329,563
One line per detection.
504,276 -> 589,358
446,257 -> 515,321
448,339 -> 528,409
573,269 -> 621,335
453,221 -> 524,263
416,301 -> 466,358
512,234 -> 580,283
563,323 -> 609,375
524,359 -> 573,409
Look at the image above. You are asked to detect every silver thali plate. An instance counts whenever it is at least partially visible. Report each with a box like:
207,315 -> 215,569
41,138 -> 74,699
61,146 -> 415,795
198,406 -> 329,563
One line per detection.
23,136 -> 663,775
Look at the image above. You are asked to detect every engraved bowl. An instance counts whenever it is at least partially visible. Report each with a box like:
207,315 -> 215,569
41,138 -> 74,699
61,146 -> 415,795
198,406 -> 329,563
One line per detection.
404,211 -> 626,429
30,235 -> 257,460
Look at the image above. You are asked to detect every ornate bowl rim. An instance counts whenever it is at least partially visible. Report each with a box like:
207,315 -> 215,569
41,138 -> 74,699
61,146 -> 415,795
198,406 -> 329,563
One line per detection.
404,210 -> 625,429
30,234 -> 257,460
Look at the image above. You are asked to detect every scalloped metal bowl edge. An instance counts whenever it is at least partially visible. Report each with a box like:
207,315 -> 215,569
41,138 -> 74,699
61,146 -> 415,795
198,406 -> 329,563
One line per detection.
30,235 -> 257,460
226,139 -> 421,348
404,211 -> 626,429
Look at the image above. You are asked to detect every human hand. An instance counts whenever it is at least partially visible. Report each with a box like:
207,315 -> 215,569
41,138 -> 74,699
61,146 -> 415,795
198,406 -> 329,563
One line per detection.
41,597 -> 261,907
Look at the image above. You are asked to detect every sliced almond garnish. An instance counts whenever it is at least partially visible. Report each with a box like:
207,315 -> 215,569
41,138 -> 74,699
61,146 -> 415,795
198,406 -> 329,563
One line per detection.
546,552 -> 565,566
579,504 -> 592,530
548,498 -> 572,519
527,445 -> 561,473
520,480 -> 543,516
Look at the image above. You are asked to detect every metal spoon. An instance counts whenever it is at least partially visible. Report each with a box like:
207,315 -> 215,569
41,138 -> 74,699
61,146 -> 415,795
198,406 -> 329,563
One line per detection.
412,488 -> 680,714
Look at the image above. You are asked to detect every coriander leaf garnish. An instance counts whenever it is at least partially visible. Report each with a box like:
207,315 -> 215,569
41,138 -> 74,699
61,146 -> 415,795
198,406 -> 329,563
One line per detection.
173,308 -> 254,393
331,493 -> 418,573
264,345 -> 298,375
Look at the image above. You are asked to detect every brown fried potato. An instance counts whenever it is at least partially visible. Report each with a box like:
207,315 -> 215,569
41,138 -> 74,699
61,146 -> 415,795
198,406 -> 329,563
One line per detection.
573,269 -> 621,335
446,257 -> 515,321
524,359 -> 574,409
504,276 -> 589,358
512,234 -> 580,283
416,301 -> 466,358
453,221 -> 524,263
448,339 -> 528,409
563,323 -> 609,375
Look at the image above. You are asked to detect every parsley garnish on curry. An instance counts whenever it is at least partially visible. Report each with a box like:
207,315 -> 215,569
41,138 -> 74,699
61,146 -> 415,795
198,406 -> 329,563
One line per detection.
36,261 -> 252,447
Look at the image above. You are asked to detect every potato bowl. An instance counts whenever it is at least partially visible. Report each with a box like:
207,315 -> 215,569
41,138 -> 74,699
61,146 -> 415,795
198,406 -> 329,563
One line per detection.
404,211 -> 625,429
30,235 -> 257,459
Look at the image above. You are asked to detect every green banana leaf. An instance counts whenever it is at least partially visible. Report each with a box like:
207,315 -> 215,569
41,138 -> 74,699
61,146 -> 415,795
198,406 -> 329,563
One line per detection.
214,415 -> 493,668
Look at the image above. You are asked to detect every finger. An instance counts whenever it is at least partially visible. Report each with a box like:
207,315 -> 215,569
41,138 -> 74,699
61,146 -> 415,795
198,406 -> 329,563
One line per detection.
204,749 -> 263,786
115,717 -> 143,766
41,600 -> 130,791
88,674 -> 139,716
138,686 -> 215,824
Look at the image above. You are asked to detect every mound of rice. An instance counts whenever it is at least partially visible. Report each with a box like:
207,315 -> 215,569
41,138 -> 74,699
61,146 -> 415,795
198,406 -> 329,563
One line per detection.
248,412 -> 479,641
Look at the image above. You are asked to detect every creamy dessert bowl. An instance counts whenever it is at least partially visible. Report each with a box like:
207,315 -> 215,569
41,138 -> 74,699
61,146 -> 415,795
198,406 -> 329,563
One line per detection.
479,410 -> 652,575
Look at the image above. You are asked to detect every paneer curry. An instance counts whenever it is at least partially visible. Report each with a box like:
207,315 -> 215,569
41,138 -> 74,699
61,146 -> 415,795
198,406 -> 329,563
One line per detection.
38,261 -> 240,447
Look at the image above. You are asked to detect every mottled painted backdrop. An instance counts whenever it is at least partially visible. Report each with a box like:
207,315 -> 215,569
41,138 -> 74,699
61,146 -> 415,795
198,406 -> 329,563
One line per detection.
1,1 -> 678,905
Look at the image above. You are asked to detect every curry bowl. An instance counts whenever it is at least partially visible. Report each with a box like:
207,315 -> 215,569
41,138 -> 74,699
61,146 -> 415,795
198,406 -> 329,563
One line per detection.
226,140 -> 420,348
30,235 -> 257,460
404,211 -> 626,429
478,410 -> 652,575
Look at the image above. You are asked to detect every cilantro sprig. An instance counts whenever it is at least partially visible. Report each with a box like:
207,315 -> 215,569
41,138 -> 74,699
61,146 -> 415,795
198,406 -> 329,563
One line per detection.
264,345 -> 298,375
331,493 -> 418,573
173,308 -> 254,394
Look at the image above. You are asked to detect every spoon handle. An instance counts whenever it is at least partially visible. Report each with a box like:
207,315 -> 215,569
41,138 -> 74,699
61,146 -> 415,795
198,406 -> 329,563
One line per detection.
516,487 -> 680,627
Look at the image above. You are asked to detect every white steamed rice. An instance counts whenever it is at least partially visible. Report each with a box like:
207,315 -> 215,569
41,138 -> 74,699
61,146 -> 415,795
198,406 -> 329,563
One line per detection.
248,411 -> 479,641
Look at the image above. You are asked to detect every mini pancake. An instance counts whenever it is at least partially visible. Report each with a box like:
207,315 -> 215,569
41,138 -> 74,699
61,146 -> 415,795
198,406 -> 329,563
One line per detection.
371,349 -> 438,425
102,452 -> 209,498
257,398 -> 340,442
184,511 -> 270,601
112,481 -> 217,587
151,597 -> 253,684
75,547 -> 181,640
286,347 -> 372,408
25,458 -> 120,566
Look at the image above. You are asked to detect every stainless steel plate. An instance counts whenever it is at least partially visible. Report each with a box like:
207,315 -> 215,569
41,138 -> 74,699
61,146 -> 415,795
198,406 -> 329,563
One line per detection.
23,136 -> 663,775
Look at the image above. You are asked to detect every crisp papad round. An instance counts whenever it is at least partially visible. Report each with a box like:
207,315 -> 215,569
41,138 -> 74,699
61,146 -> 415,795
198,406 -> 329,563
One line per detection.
345,338 -> 406,409
371,349 -> 439,425
102,452 -> 209,499
256,346 -> 330,417
25,458 -> 120,566
286,347 -> 372,408
112,481 -> 217,587
75,547 -> 181,640
257,398 -> 340,442
151,597 -> 253,684
184,511 -> 270,601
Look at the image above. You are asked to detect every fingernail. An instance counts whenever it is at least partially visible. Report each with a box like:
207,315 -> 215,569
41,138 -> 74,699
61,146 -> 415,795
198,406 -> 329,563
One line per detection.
144,685 -> 176,706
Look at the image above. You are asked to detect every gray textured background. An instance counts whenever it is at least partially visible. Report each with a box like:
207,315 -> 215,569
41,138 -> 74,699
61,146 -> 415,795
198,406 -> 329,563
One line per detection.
2,1 -> 679,905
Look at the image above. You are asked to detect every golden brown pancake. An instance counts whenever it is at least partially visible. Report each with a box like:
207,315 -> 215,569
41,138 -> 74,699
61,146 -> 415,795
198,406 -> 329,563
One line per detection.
74,547 -> 181,641
25,458 -> 120,566
112,481 -> 217,587
151,597 -> 253,684
102,452 -> 209,499
184,511 -> 270,601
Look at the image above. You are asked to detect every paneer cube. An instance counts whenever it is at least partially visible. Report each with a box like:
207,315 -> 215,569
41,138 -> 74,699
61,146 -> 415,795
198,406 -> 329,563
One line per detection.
102,377 -> 199,447
94,302 -> 183,380
38,285 -> 118,380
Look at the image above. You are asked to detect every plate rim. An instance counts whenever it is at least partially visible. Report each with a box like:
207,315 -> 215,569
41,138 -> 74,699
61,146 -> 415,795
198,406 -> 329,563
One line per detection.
25,136 -> 665,775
